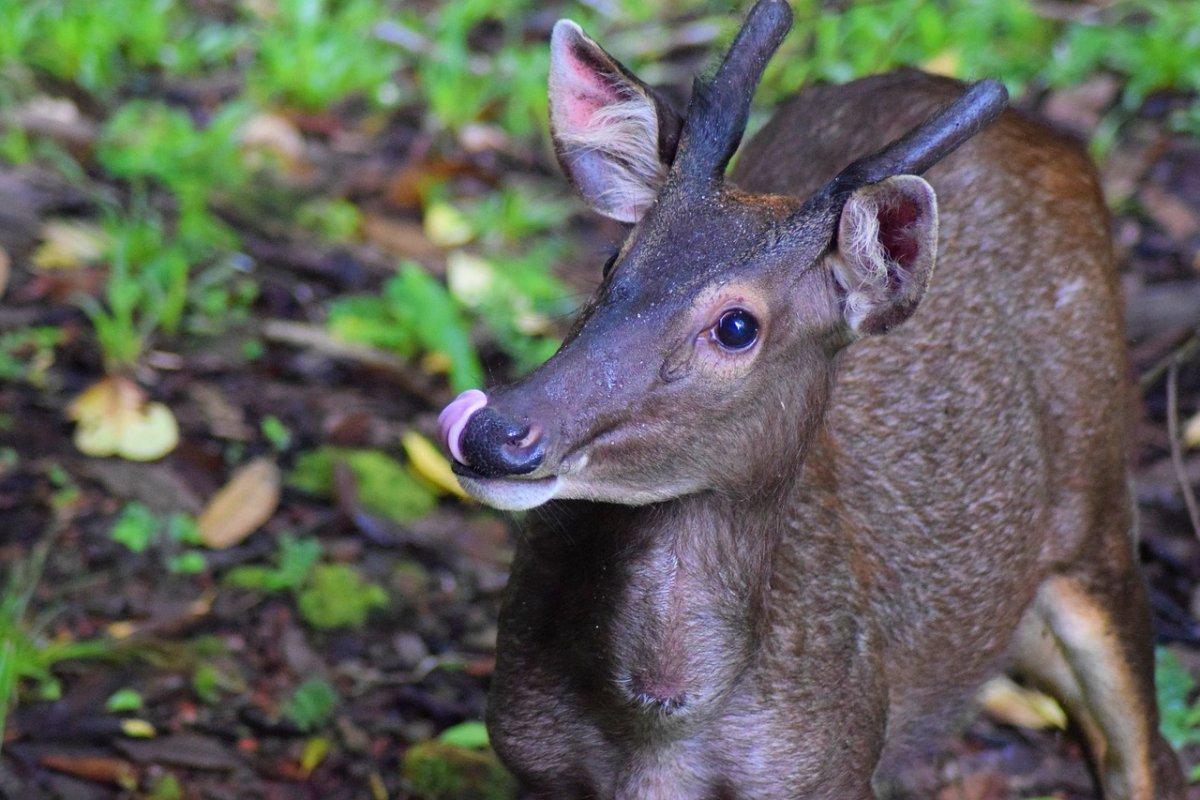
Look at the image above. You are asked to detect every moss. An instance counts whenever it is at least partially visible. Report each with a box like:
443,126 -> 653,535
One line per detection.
288,447 -> 435,523
402,742 -> 518,800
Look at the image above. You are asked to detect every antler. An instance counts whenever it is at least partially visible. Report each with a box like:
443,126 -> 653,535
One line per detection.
672,0 -> 793,182
807,79 -> 1010,207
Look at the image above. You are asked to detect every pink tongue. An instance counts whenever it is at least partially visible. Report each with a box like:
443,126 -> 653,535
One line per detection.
437,389 -> 488,465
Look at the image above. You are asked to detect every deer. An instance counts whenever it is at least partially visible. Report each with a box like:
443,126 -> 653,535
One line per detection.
434,1 -> 1187,797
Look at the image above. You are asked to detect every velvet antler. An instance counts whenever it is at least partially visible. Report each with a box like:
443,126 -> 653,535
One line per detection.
671,0 -> 793,182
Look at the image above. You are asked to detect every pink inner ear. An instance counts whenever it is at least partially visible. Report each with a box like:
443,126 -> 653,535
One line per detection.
876,197 -> 921,268
553,36 -> 624,131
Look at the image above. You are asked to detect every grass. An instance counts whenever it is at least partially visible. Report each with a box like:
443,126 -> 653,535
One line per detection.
1,0 -> 1196,381
0,541 -> 116,750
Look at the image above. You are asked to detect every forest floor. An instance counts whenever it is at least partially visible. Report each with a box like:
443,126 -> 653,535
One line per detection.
3,5 -> 1200,800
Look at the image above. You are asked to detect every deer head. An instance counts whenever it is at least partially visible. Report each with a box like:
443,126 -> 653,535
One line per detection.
438,0 -> 1007,510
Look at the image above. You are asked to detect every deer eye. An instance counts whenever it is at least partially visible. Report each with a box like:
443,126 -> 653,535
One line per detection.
714,308 -> 759,351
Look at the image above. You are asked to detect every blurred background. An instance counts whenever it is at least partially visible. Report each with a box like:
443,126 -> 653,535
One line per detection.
1,0 -> 1199,798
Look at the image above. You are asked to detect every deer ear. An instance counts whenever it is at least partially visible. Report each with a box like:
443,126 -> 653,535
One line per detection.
549,20 -> 683,223
831,175 -> 938,337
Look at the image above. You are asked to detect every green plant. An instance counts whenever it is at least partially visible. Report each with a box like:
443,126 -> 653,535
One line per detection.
249,0 -> 400,110
329,262 -> 484,392
402,740 -> 518,800
1,544 -> 116,748
225,534 -> 323,594
261,415 -> 294,452
99,101 -> 248,251
105,688 -> 144,713
288,446 -> 438,523
1156,648 -> 1200,782
282,677 -> 339,731
297,564 -> 388,629
108,503 -> 206,573
225,535 -> 387,630
0,327 -> 63,386
295,198 -> 362,243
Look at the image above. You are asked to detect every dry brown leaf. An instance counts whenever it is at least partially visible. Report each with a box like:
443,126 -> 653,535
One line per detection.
40,754 -> 138,788
0,245 -> 9,298
197,457 -> 281,549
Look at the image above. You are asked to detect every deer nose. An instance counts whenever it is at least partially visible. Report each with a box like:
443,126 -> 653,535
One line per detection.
438,390 -> 544,477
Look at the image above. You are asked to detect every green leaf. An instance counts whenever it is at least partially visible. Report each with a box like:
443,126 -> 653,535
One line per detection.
110,502 -> 159,553
260,415 -> 292,451
282,678 -> 339,732
438,720 -> 490,749
402,741 -> 518,800
167,551 -> 207,574
288,447 -> 435,523
225,534 -> 321,593
1156,648 -> 1200,749
105,688 -> 144,713
329,264 -> 483,393
297,564 -> 387,630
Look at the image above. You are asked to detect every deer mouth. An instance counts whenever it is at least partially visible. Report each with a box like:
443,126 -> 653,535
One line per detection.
451,461 -> 563,510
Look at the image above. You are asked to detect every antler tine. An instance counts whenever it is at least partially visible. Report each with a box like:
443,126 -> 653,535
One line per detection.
673,0 -> 793,181
813,79 -> 1010,204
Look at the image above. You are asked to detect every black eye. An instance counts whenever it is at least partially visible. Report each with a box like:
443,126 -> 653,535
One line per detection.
602,249 -> 619,278
714,308 -> 759,351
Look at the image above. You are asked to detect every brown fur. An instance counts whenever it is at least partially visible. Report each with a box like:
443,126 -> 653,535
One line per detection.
476,48 -> 1184,800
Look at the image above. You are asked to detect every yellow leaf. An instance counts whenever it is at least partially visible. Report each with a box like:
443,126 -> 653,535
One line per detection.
921,49 -> 961,78
369,771 -> 388,800
446,251 -> 495,308
197,458 -> 281,549
299,736 -> 330,776
120,719 -> 156,738
69,376 -> 179,462
33,220 -> 107,270
402,430 -> 468,500
423,201 -> 473,248
107,621 -> 137,640
978,675 -> 1066,731
1184,410 -> 1200,449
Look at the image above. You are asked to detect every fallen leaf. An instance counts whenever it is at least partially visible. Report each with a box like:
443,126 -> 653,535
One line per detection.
68,376 -> 179,462
40,754 -> 138,789
197,458 -> 281,548
241,112 -> 306,176
921,49 -> 961,77
423,201 -> 473,247
33,219 -> 107,270
1184,410 -> 1200,449
299,736 -> 331,776
977,675 -> 1066,731
121,719 -> 157,738
446,251 -> 496,308
0,246 -> 9,298
402,430 -> 469,500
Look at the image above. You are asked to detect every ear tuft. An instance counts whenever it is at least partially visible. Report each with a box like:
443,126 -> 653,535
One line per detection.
548,20 -> 672,223
833,175 -> 938,337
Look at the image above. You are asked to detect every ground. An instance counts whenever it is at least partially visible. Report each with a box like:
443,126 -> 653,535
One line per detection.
1,2 -> 1200,799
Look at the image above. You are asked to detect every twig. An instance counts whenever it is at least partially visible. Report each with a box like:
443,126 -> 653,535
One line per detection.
1166,358 -> 1200,541
260,319 -> 440,403
1139,331 -> 1200,394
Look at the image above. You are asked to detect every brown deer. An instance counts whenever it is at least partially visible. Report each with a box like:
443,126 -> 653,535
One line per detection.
436,1 -> 1187,797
